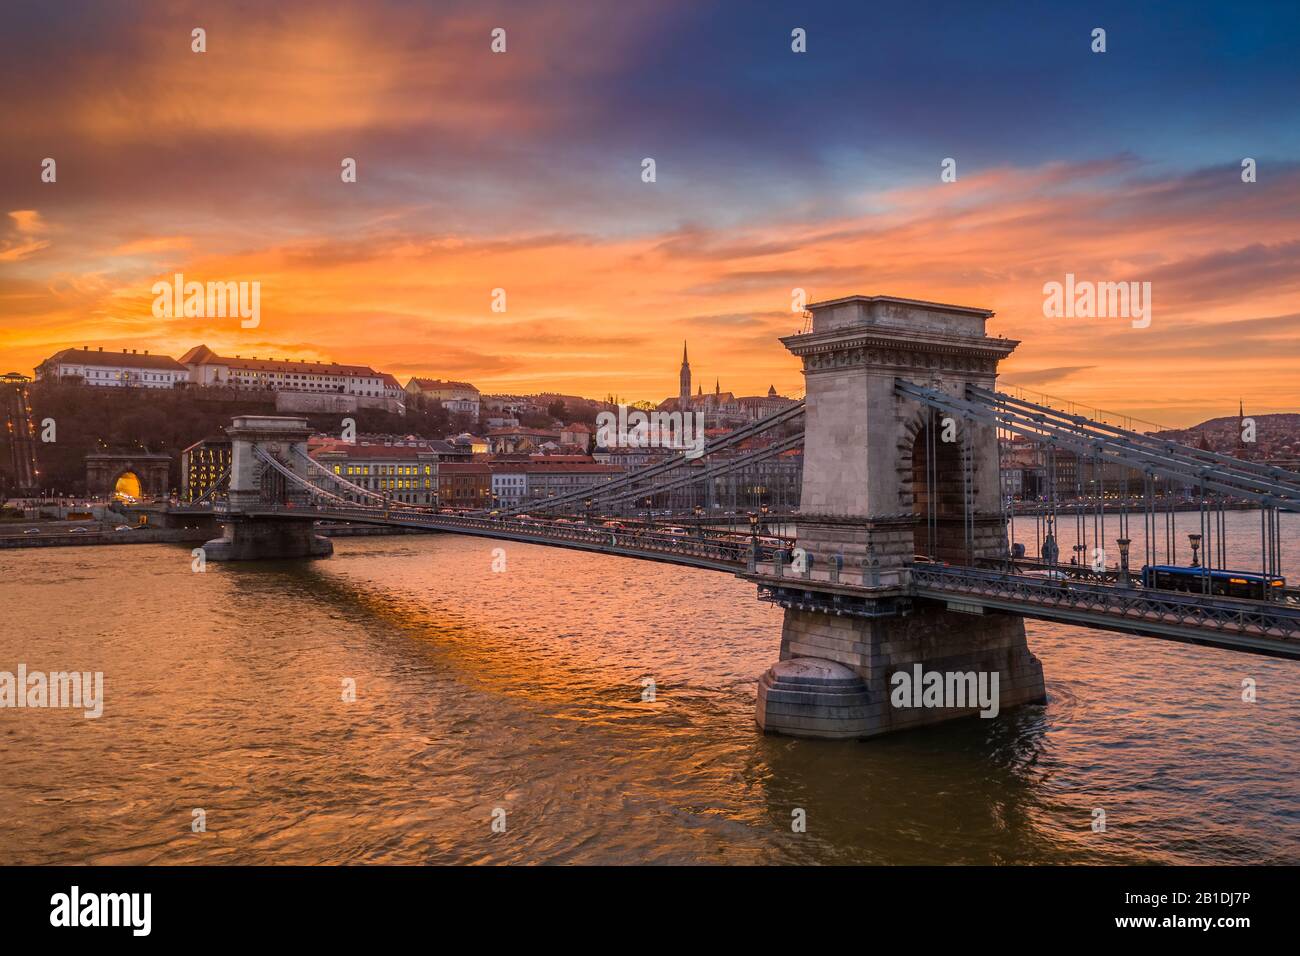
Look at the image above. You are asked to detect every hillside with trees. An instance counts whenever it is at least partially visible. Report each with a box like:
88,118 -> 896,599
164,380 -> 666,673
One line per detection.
10,383 -> 455,494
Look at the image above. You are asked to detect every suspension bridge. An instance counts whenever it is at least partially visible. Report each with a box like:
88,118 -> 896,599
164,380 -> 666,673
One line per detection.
194,294 -> 1300,739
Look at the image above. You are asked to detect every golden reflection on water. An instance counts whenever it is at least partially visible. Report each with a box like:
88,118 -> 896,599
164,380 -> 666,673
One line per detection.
1,514 -> 1297,864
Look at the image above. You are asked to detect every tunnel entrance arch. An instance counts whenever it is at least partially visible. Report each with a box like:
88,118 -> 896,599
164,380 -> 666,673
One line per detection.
113,470 -> 142,500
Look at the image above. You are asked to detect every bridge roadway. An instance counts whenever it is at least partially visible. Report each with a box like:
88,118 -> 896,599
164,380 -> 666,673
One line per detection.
233,503 -> 764,574
226,502 -> 1300,660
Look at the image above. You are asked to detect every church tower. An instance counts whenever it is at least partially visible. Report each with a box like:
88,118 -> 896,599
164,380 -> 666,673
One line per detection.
1237,399 -> 1249,459
679,341 -> 691,407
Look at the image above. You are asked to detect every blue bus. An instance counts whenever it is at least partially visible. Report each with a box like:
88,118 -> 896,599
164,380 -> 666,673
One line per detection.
1140,564 -> 1285,600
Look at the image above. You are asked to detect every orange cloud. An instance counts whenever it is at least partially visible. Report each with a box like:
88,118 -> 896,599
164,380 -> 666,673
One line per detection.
0,210 -> 51,262
2,152 -> 1297,426
112,236 -> 192,256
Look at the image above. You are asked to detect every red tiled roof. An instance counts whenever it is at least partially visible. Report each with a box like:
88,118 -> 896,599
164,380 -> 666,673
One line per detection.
487,426 -> 560,437
408,378 -> 479,392
224,357 -> 378,376
181,344 -> 379,377
487,461 -> 622,474
438,462 -> 492,474
313,443 -> 443,460
45,347 -> 187,371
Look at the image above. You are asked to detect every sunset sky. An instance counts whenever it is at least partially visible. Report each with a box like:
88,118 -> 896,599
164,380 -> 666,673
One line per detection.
2,0 -> 1298,426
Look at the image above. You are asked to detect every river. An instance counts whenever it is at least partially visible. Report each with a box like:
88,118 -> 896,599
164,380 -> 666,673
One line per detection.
1,510 -> 1297,864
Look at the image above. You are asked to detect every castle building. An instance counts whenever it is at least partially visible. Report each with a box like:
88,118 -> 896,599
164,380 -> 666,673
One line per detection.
405,378 -> 481,416
37,346 -> 189,388
178,344 -> 388,396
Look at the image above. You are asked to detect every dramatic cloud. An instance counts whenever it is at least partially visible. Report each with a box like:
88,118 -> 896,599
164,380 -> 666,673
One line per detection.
1,1 -> 1298,424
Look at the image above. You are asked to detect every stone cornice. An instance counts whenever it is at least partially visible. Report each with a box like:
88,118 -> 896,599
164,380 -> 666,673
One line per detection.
798,512 -> 919,527
797,511 -> 1008,526
781,326 -> 1018,360
780,326 -> 1017,377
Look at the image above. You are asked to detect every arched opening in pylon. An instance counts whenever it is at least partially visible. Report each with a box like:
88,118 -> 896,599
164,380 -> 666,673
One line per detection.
910,419 -> 968,564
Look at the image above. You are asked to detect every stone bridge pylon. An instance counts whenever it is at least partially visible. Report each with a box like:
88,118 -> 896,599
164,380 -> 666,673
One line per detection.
202,415 -> 333,561
752,295 -> 1046,739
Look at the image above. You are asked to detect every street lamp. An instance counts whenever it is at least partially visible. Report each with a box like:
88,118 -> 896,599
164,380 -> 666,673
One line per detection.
585,497 -> 594,525
1188,532 -> 1202,568
694,504 -> 704,539
748,510 -> 759,570
1116,537 -> 1131,587
644,496 -> 653,532
1041,514 -> 1059,565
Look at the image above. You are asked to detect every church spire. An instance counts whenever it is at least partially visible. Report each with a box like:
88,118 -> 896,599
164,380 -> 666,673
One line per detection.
679,341 -> 691,406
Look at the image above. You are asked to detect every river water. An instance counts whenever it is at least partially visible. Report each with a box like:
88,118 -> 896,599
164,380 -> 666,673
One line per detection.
1,511 -> 1297,864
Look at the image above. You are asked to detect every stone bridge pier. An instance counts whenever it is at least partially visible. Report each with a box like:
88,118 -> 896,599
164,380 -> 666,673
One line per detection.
753,295 -> 1045,739
202,415 -> 333,561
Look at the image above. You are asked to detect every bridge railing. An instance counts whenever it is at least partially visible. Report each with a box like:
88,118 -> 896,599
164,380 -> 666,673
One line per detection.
911,564 -> 1300,640
262,502 -> 758,567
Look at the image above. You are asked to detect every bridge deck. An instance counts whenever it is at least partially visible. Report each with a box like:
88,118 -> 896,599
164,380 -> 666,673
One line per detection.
239,505 -> 752,574
216,503 -> 1300,660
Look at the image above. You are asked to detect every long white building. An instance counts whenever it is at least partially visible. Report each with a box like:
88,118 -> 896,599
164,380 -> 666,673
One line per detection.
179,345 -> 388,397
36,346 -> 189,388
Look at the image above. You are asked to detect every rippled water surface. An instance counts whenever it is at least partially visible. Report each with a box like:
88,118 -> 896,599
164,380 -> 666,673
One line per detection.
2,513 -> 1298,864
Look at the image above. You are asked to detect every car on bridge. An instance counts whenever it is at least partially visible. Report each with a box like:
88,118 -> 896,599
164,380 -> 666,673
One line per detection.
1022,569 -> 1070,586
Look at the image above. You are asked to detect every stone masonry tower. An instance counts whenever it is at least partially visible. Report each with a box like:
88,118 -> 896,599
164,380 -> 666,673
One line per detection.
202,415 -> 333,561
752,295 -> 1045,739
788,295 -> 1018,582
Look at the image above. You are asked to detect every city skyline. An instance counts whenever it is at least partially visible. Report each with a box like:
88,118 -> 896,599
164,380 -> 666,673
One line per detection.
3,1 -> 1299,427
